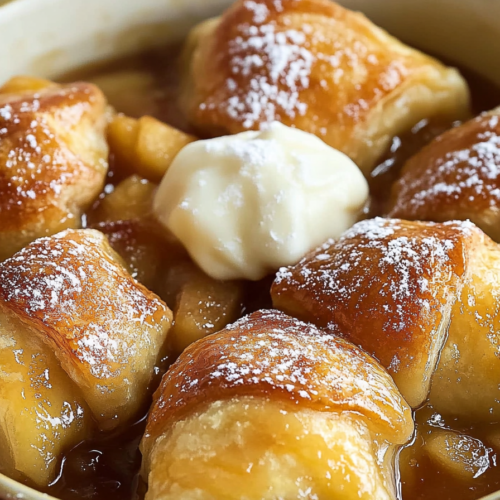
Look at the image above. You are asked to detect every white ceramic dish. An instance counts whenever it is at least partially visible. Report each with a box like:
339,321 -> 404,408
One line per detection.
0,0 -> 498,499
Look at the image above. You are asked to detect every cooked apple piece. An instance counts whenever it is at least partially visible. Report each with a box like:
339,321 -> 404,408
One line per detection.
424,430 -> 494,481
108,115 -> 196,182
90,175 -> 156,224
107,115 -> 139,172
399,408 -> 500,498
0,309 -> 92,487
134,116 -> 196,181
164,261 -> 244,353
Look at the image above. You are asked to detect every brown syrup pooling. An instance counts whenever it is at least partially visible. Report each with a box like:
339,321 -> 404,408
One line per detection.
401,405 -> 500,500
34,43 -> 500,500
47,417 -> 146,500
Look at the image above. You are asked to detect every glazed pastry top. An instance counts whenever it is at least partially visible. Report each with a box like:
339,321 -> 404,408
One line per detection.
0,78 -> 109,260
389,108 -> 500,241
1,0 -> 499,497
143,308 -> 414,460
182,0 -> 469,171
272,217 -> 481,406
0,229 -> 172,428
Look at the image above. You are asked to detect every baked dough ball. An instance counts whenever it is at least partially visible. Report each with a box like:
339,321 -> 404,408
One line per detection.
273,218 -> 472,407
388,108 -> 500,241
273,217 -> 500,421
0,229 -> 172,436
141,310 -> 413,500
0,77 -> 109,261
181,0 -> 470,173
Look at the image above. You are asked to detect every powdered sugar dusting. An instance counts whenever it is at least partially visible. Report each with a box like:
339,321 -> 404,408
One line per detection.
225,24 -> 313,127
0,229 -> 168,383
0,82 -> 107,235
391,112 -> 500,216
272,217 -> 481,407
275,218 -> 473,334
201,1 -> 315,128
194,0 -> 423,135
150,309 -> 412,441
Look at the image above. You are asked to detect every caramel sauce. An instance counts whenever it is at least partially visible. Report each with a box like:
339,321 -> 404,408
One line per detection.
47,418 -> 146,500
31,43 -> 500,500
401,405 -> 500,500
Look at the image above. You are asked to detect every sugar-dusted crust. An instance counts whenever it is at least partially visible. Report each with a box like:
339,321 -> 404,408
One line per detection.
272,218 -> 482,407
181,0 -> 470,173
388,108 -> 500,242
0,229 -> 172,430
142,309 -> 413,462
0,78 -> 109,260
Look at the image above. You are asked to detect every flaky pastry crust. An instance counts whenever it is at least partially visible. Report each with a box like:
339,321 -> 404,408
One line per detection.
429,232 -> 500,422
388,108 -> 500,242
181,0 -> 470,173
272,218 -> 480,407
0,229 -> 172,429
142,309 -> 413,465
0,78 -> 109,261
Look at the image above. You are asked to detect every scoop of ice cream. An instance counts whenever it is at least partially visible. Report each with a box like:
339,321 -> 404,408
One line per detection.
153,122 -> 369,280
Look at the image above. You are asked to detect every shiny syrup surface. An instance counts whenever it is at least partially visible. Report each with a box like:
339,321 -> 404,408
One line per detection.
42,44 -> 500,500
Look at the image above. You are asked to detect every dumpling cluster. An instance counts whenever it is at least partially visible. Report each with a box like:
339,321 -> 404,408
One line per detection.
2,0 -> 500,499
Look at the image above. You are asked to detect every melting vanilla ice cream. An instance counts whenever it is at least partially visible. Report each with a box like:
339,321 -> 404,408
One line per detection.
153,122 -> 368,280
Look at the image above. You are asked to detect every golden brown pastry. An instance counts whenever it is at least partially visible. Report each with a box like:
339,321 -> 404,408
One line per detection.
428,230 -> 500,422
273,217 -> 474,407
91,217 -> 244,356
140,309 -> 413,500
0,228 -> 172,462
388,107 -> 500,240
88,171 -> 245,356
181,0 -> 470,173
0,76 -> 109,261
273,217 -> 500,422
